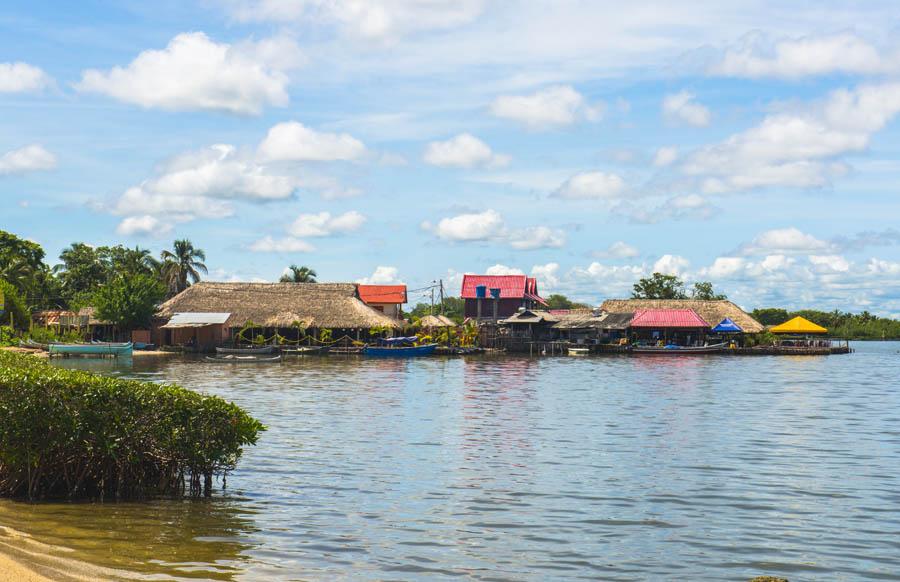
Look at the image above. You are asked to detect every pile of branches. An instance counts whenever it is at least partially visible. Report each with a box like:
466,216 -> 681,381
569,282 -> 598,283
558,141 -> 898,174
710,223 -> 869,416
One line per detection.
0,351 -> 264,500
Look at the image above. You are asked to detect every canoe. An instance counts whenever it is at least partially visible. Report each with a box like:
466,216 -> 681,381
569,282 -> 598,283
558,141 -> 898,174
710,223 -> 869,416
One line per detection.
282,346 -> 331,356
205,355 -> 282,363
20,339 -> 50,351
133,342 -> 157,351
49,342 -> 133,357
216,346 -> 276,355
363,343 -> 438,357
632,343 -> 726,355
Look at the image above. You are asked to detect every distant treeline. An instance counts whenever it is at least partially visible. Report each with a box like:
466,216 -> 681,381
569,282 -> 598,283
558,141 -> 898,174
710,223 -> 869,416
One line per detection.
752,308 -> 900,340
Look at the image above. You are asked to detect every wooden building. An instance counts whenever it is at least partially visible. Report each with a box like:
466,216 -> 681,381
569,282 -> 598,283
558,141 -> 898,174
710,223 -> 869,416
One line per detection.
599,299 -> 764,334
153,282 -> 402,351
461,274 -> 547,321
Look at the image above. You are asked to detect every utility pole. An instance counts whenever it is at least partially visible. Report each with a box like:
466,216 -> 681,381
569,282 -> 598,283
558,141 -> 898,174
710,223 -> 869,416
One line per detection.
439,279 -> 445,315
430,286 -> 435,316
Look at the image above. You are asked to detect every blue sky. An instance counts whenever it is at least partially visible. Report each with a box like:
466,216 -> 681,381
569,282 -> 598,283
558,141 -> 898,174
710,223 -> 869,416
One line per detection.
3,0 -> 900,314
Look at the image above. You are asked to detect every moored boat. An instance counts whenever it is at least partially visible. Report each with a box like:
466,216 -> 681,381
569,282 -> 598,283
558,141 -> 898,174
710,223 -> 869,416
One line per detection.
364,342 -> 438,357
20,339 -> 50,351
216,346 -> 276,355
49,342 -> 133,357
568,346 -> 590,356
282,345 -> 331,356
205,354 -> 282,363
632,343 -> 726,355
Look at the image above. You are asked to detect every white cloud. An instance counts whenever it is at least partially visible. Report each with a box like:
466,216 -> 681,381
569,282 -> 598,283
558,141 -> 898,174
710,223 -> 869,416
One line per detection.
258,121 -> 366,161
663,91 -> 711,127
508,226 -> 565,250
288,210 -> 366,237
613,194 -> 717,224
115,215 -> 172,237
76,32 -> 300,115
737,227 -> 831,255
867,258 -> 900,275
0,62 -> 53,93
653,146 -> 679,167
704,257 -> 747,278
0,145 -> 56,175
594,241 -> 640,259
423,133 -> 509,168
682,83 -> 900,194
485,264 -> 524,276
490,85 -> 602,129
357,266 -> 404,285
711,32 -> 900,79
553,171 -> 626,200
531,262 -> 560,289
652,254 -> 690,276
249,236 -> 316,252
225,0 -> 485,43
808,254 -> 850,272
426,209 -> 503,242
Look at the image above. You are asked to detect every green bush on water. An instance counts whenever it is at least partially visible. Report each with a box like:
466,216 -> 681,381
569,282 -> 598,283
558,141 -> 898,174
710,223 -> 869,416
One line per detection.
0,351 -> 265,501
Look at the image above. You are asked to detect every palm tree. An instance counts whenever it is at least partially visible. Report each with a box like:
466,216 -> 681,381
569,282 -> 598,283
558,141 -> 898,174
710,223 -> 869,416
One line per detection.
160,239 -> 208,296
280,265 -> 317,283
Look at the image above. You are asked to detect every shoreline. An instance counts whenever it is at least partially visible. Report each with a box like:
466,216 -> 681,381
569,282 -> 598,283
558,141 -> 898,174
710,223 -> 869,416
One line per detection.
0,553 -> 52,582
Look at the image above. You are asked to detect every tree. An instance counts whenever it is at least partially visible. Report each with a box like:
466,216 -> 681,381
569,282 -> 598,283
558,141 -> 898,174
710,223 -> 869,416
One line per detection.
545,293 -> 592,310
408,296 -> 465,322
54,243 -> 108,303
0,230 -> 54,304
690,281 -> 727,300
160,239 -> 208,296
101,245 -> 159,278
280,265 -> 317,283
631,273 -> 687,299
93,274 -> 166,332
0,280 -> 30,330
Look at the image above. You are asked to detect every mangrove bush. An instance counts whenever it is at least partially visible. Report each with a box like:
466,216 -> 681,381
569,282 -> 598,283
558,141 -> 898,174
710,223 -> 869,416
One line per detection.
0,351 -> 264,500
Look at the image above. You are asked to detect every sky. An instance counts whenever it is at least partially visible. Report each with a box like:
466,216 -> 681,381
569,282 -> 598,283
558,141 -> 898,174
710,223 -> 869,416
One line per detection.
2,0 -> 900,315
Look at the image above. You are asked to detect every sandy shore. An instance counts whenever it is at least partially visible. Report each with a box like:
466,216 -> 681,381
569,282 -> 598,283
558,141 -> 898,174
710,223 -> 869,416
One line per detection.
0,553 -> 52,582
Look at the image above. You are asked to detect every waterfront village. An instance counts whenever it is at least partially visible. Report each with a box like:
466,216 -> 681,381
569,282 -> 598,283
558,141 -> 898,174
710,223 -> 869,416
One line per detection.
13,272 -> 850,358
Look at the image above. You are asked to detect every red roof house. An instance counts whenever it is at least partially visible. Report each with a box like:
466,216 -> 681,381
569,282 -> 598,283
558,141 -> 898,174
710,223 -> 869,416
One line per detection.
358,284 -> 407,319
630,309 -> 709,328
460,274 -> 546,320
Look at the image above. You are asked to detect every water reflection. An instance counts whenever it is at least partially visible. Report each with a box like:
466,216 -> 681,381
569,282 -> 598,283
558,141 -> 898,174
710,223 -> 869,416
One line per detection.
2,344 -> 896,580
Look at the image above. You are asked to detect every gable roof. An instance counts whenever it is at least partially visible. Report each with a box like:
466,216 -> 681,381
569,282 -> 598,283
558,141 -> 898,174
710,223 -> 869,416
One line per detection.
358,284 -> 407,305
631,309 -> 709,328
156,282 -> 401,329
417,314 -> 457,327
599,299 -> 763,333
460,274 -> 546,304
711,317 -> 743,333
770,316 -> 828,334
499,309 -> 559,324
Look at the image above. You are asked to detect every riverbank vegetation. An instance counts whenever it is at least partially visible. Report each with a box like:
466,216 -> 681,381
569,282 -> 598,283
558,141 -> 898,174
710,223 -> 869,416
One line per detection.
0,351 -> 264,500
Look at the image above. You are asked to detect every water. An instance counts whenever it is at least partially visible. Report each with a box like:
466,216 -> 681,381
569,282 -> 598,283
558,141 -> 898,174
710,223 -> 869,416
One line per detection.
2,343 -> 900,581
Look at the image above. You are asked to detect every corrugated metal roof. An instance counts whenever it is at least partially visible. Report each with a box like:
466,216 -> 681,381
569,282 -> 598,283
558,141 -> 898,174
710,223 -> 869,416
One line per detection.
357,284 -> 407,304
630,309 -> 709,328
461,274 -> 546,305
161,312 -> 231,328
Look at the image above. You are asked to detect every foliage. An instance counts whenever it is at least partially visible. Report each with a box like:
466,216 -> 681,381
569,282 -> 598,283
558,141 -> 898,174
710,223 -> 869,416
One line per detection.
0,351 -> 265,500
319,328 -> 332,343
0,231 -> 57,308
690,281 -> 727,300
93,273 -> 166,332
279,265 -> 317,283
0,326 -> 16,347
632,273 -> 687,299
0,280 -> 29,330
752,308 -> 900,340
545,293 -> 592,310
54,243 -> 109,303
27,326 -> 84,345
161,239 -> 208,297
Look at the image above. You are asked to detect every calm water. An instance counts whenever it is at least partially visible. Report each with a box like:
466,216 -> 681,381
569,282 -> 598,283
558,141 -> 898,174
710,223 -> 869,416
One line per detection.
2,343 -> 900,581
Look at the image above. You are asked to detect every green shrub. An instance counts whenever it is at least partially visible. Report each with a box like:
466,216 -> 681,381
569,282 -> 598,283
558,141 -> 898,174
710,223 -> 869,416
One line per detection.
0,326 -> 16,347
0,351 -> 265,501
0,280 -> 29,330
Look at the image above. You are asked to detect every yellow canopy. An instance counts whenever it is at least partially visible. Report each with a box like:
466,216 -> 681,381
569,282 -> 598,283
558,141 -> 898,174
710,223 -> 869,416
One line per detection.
770,316 -> 827,334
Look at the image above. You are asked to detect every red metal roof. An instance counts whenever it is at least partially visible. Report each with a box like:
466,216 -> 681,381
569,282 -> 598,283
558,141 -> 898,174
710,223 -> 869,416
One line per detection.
460,274 -> 546,305
358,284 -> 407,305
630,309 -> 709,328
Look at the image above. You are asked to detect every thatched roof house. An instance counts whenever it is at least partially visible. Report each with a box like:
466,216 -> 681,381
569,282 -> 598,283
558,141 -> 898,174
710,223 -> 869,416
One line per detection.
156,282 -> 401,329
418,314 -> 457,328
599,299 -> 763,333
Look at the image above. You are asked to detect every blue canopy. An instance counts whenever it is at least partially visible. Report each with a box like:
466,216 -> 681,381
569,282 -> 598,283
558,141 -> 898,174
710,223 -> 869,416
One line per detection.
711,317 -> 743,333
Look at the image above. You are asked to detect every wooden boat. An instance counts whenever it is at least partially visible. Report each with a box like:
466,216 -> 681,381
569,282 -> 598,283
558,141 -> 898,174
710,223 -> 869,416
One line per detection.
330,346 -> 365,355
568,346 -> 590,356
20,339 -> 50,351
205,355 -> 282,363
49,342 -> 133,357
281,345 -> 331,356
133,342 -> 157,351
364,343 -> 438,357
216,346 -> 276,355
632,343 -> 726,355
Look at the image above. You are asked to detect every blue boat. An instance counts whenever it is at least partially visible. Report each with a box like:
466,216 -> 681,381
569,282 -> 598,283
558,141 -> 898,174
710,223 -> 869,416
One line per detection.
49,342 -> 133,357
364,337 -> 438,357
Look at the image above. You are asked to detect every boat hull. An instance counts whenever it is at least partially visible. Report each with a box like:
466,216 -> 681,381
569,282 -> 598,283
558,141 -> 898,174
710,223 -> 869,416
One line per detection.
205,355 -> 282,363
632,343 -> 726,355
282,346 -> 331,356
216,346 -> 276,355
364,343 -> 438,357
49,343 -> 133,357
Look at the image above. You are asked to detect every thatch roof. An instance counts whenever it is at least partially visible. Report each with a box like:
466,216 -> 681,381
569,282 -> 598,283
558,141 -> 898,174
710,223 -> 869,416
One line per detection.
77,306 -> 110,326
500,309 -> 560,324
156,282 -> 401,329
417,314 -> 457,328
599,299 -> 764,333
